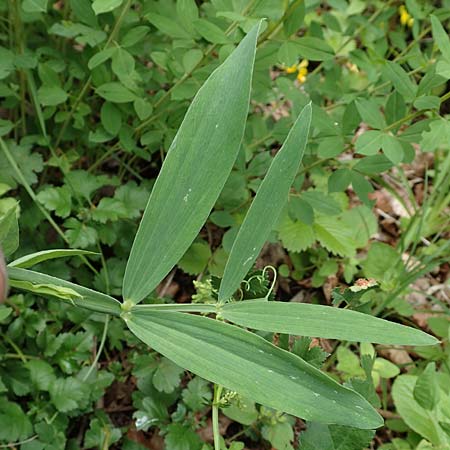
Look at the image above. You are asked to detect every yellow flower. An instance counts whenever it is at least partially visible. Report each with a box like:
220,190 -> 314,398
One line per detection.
285,63 -> 298,74
296,59 -> 309,83
399,5 -> 414,28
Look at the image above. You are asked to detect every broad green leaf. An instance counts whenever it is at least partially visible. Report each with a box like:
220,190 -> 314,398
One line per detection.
299,422 -> 374,450
220,301 -> 438,346
193,19 -> 230,44
37,86 -> 68,106
382,61 -> 417,101
101,102 -> 122,135
413,363 -> 440,410
121,26 -> 150,48
92,0 -> 123,15
393,375 -> 450,446
381,134 -> 404,164
126,309 -> 383,429
278,41 -> 300,66
176,0 -> 198,35
8,267 -> 121,316
219,103 -> 312,301
0,201 -> 19,257
355,130 -> 383,156
293,37 -> 334,61
123,22 -> 262,303
88,47 -> 116,70
302,191 -> 341,216
96,82 -> 137,103
328,168 -> 352,192
431,15 -> 450,61
0,306 -> 11,321
22,0 -> 47,13
9,249 -> 98,269
355,100 -> 385,130
353,154 -> 393,174
146,13 -> 191,39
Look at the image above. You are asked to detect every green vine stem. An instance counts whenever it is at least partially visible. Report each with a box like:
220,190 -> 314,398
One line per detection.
212,384 -> 224,450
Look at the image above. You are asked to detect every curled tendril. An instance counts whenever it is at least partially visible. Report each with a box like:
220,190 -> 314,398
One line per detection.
262,265 -> 277,300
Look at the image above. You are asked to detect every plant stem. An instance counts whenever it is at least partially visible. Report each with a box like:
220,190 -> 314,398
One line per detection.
83,314 -> 110,381
213,384 -> 223,450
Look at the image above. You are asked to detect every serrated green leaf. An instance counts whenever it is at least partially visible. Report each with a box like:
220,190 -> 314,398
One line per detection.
220,301 -> 438,345
126,309 -> 383,429
219,103 -> 311,301
0,399 -> 33,441
37,185 -> 72,218
278,216 -> 315,252
152,357 -> 184,393
314,216 -> 355,257
64,218 -> 98,248
123,22 -> 262,303
182,377 -> 212,411
49,377 -> 86,412
178,241 -> 212,275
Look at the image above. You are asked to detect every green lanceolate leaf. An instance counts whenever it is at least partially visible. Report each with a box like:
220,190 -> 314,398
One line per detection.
9,280 -> 82,302
9,249 -> 98,269
123,22 -> 262,303
220,301 -> 438,346
125,309 -> 383,429
8,267 -> 121,316
219,103 -> 312,301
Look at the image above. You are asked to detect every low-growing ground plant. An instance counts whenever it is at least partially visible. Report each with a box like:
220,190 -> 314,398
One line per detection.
1,0 -> 450,448
5,22 -> 438,449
